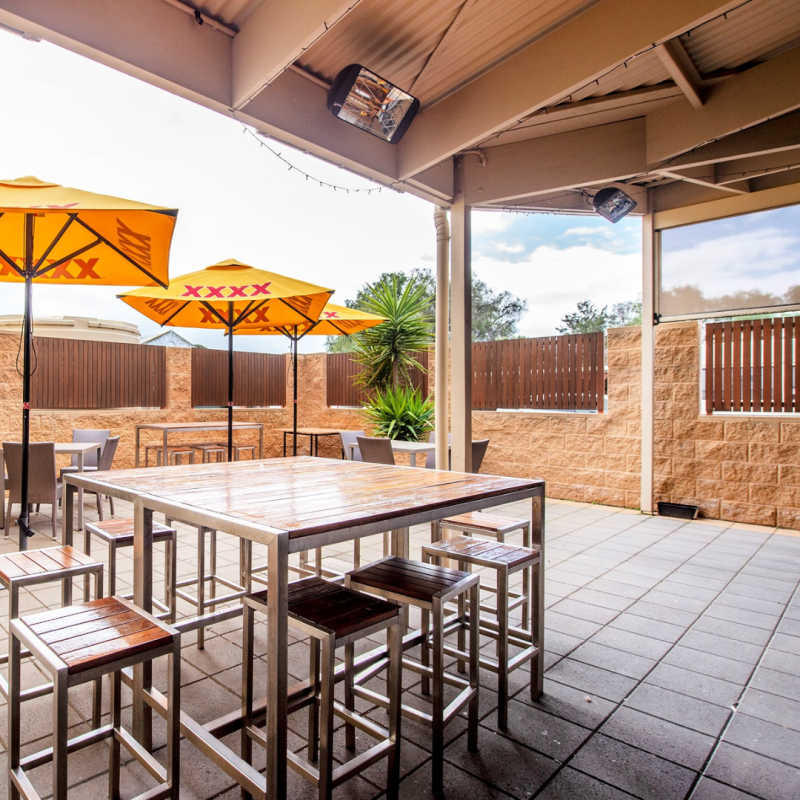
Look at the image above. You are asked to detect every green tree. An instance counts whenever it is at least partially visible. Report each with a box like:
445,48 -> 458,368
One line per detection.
326,267 -> 527,351
351,274 -> 433,391
556,299 -> 641,334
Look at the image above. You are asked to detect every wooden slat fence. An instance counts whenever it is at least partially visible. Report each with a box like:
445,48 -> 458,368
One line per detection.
472,333 -> 605,411
327,352 -> 429,406
30,337 -> 166,409
706,317 -> 800,413
191,348 -> 285,407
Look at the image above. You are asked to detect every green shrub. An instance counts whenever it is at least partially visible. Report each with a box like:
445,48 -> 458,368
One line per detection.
364,385 -> 434,441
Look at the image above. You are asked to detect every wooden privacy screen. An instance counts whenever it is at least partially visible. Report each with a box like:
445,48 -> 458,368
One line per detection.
31,337 -> 166,409
472,333 -> 605,411
192,348 -> 285,407
327,351 -> 429,406
706,318 -> 800,413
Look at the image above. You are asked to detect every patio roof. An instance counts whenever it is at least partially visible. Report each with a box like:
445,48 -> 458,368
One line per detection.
1,0 -> 797,213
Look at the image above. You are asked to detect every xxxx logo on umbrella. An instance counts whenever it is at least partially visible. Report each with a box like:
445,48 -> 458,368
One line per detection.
181,282 -> 272,299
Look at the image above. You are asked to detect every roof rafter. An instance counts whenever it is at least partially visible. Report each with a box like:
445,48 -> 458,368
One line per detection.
654,39 -> 704,109
396,0 -> 743,179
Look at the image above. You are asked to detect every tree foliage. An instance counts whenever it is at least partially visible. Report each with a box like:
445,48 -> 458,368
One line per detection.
556,299 -> 642,334
350,274 -> 433,391
326,267 -> 527,351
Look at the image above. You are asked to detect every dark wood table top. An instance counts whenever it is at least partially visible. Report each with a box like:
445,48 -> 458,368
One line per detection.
66,457 -> 543,545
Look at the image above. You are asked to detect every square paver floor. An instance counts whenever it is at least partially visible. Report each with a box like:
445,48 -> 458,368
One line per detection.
1,492 -> 799,799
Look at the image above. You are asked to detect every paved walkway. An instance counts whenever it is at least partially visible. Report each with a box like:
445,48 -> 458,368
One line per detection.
0,497 -> 798,799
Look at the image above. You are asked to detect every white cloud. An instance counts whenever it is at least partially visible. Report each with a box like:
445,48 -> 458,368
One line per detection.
562,226 -> 613,238
471,211 -> 513,235
494,242 -> 525,254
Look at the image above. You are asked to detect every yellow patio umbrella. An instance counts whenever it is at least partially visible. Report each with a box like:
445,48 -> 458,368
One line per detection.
0,176 -> 177,548
118,259 -> 333,459
234,302 -> 386,454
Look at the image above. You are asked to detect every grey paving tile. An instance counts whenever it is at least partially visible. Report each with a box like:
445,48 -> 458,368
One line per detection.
536,767 -> 638,800
714,595 -> 786,616
645,663 -> 741,708
483,700 -> 590,761
691,616 -> 772,647
626,601 -> 697,627
396,760 -> 517,799
570,641 -> 656,679
544,629 -> 584,656
706,604 -> 779,631
642,589 -> 709,613
679,630 -> 764,664
625,683 -> 730,736
724,712 -> 800,767
749,666 -> 800,701
570,733 -> 696,800
600,706 -> 715,769
663,646 -> 754,684
444,729 -> 558,799
590,627 -> 673,660
778,618 -> 800,637
513,678 -> 616,729
691,777 -> 765,800
608,612 -> 687,643
549,598 -> 619,625
544,610 -> 602,640
545,658 -> 638,703
707,742 -> 800,800
569,588 -> 634,611
771,633 -> 800,655
737,687 -> 800,731
760,648 -> 800,676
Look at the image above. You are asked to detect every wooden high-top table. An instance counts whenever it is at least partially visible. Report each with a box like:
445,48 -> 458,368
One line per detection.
63,457 -> 544,800
135,421 -> 264,466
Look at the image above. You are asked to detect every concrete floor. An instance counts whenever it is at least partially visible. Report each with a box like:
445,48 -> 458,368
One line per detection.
0,494 -> 798,799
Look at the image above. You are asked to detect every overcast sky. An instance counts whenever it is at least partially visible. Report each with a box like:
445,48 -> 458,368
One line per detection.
0,29 -> 644,352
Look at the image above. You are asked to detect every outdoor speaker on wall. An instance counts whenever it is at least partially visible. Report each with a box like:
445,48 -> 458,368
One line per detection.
592,187 -> 637,223
327,64 -> 420,143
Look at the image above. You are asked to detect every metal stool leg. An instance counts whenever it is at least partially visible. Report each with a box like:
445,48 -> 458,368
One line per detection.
8,611 -> 21,800
166,535 -> 177,623
531,561 -> 543,700
197,527 -> 206,649
497,566 -> 509,731
521,521 -> 530,630
432,595 -> 444,795
167,639 -> 181,799
318,635 -> 335,800
52,669 -> 69,799
386,620 -> 402,800
308,639 -> 320,763
420,608 -> 430,696
240,603 -> 254,800
468,582 -> 479,752
109,669 -> 122,800
344,641 -> 355,751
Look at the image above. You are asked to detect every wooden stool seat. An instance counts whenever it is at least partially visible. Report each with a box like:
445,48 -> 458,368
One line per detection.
347,555 -> 474,604
19,597 -> 174,675
85,517 -> 175,547
0,546 -> 100,584
438,511 -> 530,537
423,535 -> 540,569
191,443 -> 226,463
9,597 -> 180,799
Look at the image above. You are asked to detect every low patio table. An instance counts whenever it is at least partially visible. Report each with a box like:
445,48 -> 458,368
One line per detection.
135,420 -> 264,466
281,426 -> 341,456
0,440 -> 102,532
62,457 -> 544,800
346,438 -> 436,466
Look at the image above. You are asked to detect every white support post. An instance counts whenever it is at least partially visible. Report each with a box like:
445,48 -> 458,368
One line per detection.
450,160 -> 472,473
433,206 -> 450,470
641,211 -> 656,513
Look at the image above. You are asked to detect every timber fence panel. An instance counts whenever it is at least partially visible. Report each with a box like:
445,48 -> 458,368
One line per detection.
326,352 -> 429,407
191,348 -> 285,408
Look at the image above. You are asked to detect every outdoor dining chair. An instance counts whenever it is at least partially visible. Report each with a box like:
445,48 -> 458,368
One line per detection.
3,442 -> 61,539
356,435 -> 395,465
68,428 -> 110,469
80,435 -> 120,519
424,435 -> 488,472
339,429 -> 366,461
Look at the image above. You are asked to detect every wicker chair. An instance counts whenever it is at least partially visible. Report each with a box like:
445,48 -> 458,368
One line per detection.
3,442 -> 61,539
339,430 -> 366,461
356,436 -> 395,465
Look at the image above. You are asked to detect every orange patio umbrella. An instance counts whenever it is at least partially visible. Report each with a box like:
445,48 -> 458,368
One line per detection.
118,259 -> 333,459
234,302 -> 386,454
0,176 -> 177,548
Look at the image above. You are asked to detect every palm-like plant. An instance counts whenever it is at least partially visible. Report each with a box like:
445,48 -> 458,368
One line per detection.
352,275 -> 433,391
364,385 -> 434,441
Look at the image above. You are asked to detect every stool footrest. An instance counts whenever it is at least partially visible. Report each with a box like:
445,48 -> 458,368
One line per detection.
20,723 -> 114,771
116,726 -> 167,784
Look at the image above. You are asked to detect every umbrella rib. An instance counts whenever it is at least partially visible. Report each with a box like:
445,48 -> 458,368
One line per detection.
71,216 -> 167,288
200,301 -> 230,327
278,296 -> 316,325
161,300 -> 191,326
0,243 -> 24,277
34,238 -> 102,277
231,300 -> 258,328
32,213 -> 77,272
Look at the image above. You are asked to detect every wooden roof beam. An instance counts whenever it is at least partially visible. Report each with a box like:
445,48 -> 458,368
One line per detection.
655,39 -> 704,109
654,168 -> 749,194
397,0 -> 743,180
647,46 -> 800,164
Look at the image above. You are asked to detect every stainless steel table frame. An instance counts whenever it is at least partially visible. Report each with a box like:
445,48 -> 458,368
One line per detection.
63,459 -> 544,800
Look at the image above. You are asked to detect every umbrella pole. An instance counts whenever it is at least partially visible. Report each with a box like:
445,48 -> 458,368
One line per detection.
292,329 -> 298,456
227,319 -> 234,462
18,216 -> 35,550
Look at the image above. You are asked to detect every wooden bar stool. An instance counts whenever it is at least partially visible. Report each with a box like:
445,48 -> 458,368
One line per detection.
232,444 -> 256,460
241,577 -> 402,800
433,511 -> 532,627
422,536 -> 542,730
0,546 -> 103,722
145,445 -> 196,466
346,556 -> 480,794
8,596 -> 180,800
84,517 -> 178,621
169,520 -> 248,648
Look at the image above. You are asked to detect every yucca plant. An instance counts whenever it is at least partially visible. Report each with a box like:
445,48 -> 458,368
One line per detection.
352,275 -> 433,391
364,385 -> 434,441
